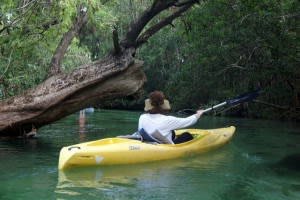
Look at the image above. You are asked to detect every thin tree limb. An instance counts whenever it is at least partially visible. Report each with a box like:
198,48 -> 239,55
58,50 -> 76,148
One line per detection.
0,47 -> 15,81
113,26 -> 121,54
47,5 -> 88,78
253,99 -> 289,110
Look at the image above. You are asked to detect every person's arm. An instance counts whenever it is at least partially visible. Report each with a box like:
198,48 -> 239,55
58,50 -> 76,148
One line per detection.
165,110 -> 204,130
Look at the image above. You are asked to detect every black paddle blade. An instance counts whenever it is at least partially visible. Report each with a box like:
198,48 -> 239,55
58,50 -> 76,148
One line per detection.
227,89 -> 260,105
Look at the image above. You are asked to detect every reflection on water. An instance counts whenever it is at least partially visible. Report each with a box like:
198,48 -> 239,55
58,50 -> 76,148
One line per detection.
55,148 -> 236,199
78,110 -> 86,142
0,110 -> 300,200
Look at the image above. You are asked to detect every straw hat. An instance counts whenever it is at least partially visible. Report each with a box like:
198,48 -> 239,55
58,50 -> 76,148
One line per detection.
144,99 -> 171,111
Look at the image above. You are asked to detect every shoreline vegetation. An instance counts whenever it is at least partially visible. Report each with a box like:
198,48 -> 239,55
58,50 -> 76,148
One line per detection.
97,99 -> 300,122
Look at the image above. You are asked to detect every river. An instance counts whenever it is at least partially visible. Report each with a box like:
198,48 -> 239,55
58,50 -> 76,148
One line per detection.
0,109 -> 299,200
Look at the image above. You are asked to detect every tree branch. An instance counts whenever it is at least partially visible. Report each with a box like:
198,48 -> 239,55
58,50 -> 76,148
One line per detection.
0,47 -> 15,81
113,26 -> 121,54
120,0 -> 178,48
47,5 -> 88,78
0,0 -> 37,34
253,99 -> 289,110
136,0 -> 199,47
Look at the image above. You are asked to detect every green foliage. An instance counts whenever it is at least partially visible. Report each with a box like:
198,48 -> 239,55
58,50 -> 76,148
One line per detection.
79,0 -> 151,60
159,0 -> 299,120
79,1 -> 119,60
62,38 -> 91,72
0,0 -> 92,98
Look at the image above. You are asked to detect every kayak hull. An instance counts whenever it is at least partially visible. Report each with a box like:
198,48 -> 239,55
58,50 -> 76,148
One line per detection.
58,126 -> 235,170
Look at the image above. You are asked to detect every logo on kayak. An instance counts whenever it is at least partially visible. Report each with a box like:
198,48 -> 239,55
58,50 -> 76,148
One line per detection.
95,155 -> 104,164
128,145 -> 141,150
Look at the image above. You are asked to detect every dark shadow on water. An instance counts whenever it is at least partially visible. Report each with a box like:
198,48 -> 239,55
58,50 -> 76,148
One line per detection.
276,153 -> 300,172
267,153 -> 300,198
268,153 -> 300,178
216,178 -> 259,200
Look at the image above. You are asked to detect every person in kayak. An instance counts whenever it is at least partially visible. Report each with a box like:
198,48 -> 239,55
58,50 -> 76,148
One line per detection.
138,91 -> 204,144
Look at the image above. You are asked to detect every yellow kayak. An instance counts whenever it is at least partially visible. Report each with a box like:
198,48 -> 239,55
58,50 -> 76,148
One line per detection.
58,126 -> 235,170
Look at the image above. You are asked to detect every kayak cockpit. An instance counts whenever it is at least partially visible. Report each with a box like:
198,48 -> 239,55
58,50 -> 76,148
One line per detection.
86,138 -> 142,146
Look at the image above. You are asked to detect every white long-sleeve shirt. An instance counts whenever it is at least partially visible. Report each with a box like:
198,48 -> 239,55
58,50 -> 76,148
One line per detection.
138,113 -> 198,141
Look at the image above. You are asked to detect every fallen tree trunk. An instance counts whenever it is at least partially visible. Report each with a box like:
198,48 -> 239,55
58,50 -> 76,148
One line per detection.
0,0 -> 199,137
0,49 -> 146,136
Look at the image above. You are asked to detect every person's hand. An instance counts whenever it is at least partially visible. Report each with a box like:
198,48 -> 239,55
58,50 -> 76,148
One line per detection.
195,109 -> 204,119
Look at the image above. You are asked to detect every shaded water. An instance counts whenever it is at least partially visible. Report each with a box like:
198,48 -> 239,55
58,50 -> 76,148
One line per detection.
0,110 -> 299,200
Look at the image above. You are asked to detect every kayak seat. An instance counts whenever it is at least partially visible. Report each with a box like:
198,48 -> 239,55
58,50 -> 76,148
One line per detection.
139,129 -> 174,144
139,128 -> 161,144
151,130 -> 174,144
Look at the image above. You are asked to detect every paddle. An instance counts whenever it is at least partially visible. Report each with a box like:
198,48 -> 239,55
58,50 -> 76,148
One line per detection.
178,89 -> 260,115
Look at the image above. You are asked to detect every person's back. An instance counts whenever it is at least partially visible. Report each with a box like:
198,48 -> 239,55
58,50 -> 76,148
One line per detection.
138,91 -> 203,143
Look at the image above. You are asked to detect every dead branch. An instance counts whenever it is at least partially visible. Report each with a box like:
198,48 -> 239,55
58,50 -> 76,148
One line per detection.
113,26 -> 121,54
253,99 -> 289,110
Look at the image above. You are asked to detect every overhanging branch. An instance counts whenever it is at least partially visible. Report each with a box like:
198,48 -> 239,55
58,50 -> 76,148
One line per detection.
120,0 -> 199,48
136,0 -> 199,47
120,0 -> 178,48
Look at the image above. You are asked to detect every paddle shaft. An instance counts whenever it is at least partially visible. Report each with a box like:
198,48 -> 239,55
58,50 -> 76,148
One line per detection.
202,101 -> 227,113
178,90 -> 260,115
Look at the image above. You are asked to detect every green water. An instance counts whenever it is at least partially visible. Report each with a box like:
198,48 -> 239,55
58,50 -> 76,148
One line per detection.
0,110 -> 299,200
